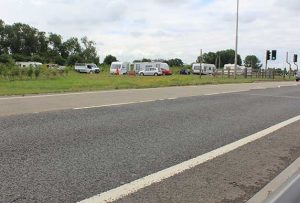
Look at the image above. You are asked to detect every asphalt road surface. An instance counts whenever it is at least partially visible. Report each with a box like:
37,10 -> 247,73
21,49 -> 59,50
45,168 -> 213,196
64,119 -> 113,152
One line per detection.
1,83 -> 300,203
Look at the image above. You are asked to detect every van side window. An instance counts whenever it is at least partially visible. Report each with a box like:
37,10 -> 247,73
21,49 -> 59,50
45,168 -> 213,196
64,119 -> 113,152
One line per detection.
156,64 -> 160,68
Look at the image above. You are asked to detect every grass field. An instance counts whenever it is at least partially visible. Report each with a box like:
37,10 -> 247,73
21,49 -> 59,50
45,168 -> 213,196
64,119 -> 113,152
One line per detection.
0,68 -> 293,96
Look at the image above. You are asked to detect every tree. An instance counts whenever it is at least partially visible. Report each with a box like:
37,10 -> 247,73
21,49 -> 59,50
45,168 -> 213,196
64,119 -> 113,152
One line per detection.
167,58 -> 184,67
198,52 -> 217,65
103,55 -> 117,65
81,36 -> 99,64
197,50 -> 241,68
244,55 -> 262,69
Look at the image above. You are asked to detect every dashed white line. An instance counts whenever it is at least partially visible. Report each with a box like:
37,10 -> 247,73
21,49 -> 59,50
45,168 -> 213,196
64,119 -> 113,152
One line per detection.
78,115 -> 300,203
73,100 -> 156,110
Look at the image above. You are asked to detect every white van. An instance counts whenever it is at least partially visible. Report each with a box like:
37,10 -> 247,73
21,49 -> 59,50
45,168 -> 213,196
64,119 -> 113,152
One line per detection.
16,62 -> 42,68
133,62 -> 170,73
75,63 -> 100,73
110,62 -> 130,75
192,63 -> 216,75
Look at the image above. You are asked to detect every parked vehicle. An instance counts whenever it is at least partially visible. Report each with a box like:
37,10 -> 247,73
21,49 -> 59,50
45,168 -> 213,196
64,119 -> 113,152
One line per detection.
16,62 -> 42,68
296,71 -> 300,82
180,69 -> 191,75
75,63 -> 100,73
133,62 -> 169,73
223,64 -> 244,75
192,63 -> 216,75
162,69 -> 172,75
139,67 -> 162,76
110,62 -> 130,75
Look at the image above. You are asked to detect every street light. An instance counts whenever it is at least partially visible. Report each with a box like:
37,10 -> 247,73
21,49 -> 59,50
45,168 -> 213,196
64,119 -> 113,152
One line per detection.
234,0 -> 239,79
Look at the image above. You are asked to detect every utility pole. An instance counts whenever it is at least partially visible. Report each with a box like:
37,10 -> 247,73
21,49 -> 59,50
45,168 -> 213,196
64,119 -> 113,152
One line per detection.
234,0 -> 239,79
200,49 -> 203,78
286,52 -> 292,79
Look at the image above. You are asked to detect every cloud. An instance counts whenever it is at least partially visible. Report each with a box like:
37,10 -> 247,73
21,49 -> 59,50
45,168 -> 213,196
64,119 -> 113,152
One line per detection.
0,0 -> 299,66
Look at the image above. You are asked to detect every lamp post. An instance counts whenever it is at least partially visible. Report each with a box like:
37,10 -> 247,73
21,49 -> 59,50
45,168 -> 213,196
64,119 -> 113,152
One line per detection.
234,0 -> 239,79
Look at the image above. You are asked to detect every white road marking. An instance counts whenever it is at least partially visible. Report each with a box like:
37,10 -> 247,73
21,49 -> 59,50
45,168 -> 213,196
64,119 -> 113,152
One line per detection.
78,115 -> 300,203
73,100 -> 156,110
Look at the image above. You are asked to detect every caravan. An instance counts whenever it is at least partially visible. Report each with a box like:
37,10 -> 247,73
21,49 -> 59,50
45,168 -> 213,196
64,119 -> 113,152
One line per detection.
132,62 -> 170,73
110,62 -> 130,75
224,64 -> 248,75
192,64 -> 216,75
16,62 -> 42,68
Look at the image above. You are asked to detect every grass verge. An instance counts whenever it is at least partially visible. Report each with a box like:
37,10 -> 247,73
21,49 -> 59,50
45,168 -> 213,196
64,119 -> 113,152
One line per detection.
0,71 -> 294,96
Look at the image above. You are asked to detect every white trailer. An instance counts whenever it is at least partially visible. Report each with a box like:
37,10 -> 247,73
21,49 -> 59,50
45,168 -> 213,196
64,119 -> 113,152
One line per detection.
110,62 -> 130,75
224,64 -> 251,75
16,62 -> 42,68
192,63 -> 216,75
132,62 -> 169,73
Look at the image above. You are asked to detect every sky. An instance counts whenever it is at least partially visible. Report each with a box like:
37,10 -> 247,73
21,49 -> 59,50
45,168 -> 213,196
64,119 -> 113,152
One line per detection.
0,0 -> 299,67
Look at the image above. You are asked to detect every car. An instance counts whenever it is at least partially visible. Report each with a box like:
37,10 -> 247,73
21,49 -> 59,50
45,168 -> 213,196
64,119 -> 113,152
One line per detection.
162,69 -> 172,75
180,69 -> 191,75
139,67 -> 162,76
296,71 -> 300,82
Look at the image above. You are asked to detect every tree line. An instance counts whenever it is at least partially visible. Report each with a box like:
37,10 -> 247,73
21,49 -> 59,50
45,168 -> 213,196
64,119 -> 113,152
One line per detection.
0,19 -> 262,69
198,50 -> 262,69
0,19 -> 99,65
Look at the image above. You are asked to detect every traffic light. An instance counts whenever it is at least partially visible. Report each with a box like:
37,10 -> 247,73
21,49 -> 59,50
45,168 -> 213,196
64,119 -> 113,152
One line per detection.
266,50 -> 271,60
294,54 -> 298,63
272,50 -> 277,60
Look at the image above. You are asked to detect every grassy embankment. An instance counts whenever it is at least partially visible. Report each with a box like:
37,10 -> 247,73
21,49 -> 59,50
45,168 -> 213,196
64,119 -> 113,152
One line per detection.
0,65 -> 293,96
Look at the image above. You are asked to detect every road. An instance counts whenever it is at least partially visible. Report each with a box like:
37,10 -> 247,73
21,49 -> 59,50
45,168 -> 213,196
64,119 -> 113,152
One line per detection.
1,82 -> 300,203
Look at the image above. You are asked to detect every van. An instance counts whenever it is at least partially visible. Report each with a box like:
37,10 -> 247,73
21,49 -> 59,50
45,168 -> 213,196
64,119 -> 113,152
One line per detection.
110,62 -> 130,75
192,63 -> 216,75
75,63 -> 100,73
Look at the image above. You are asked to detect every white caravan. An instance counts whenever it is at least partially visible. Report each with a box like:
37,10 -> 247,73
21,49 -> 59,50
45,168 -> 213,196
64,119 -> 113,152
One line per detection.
16,62 -> 42,68
224,64 -> 247,75
110,62 -> 130,75
132,62 -> 170,73
75,63 -> 100,73
192,63 -> 216,75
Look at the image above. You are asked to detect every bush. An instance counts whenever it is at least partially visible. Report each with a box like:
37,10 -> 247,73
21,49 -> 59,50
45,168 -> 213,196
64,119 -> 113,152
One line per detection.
0,54 -> 15,64
34,67 -> 41,79
27,67 -> 34,78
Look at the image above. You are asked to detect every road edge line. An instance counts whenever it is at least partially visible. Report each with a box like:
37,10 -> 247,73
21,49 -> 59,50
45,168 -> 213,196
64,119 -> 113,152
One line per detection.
78,115 -> 300,203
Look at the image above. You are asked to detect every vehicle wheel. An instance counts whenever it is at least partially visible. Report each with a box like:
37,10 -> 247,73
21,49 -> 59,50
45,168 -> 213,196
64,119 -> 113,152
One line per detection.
296,79 -> 299,82
154,73 -> 158,76
140,73 -> 144,76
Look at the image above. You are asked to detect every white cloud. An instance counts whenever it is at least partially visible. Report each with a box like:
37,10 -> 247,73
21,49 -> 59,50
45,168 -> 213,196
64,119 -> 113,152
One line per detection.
0,0 -> 299,66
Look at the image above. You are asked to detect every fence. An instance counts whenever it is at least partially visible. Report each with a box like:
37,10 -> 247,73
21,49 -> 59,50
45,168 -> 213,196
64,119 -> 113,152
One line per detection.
214,68 -> 296,80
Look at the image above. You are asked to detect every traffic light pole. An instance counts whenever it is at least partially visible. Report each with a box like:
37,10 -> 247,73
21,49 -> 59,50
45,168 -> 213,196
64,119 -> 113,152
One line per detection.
295,62 -> 298,71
